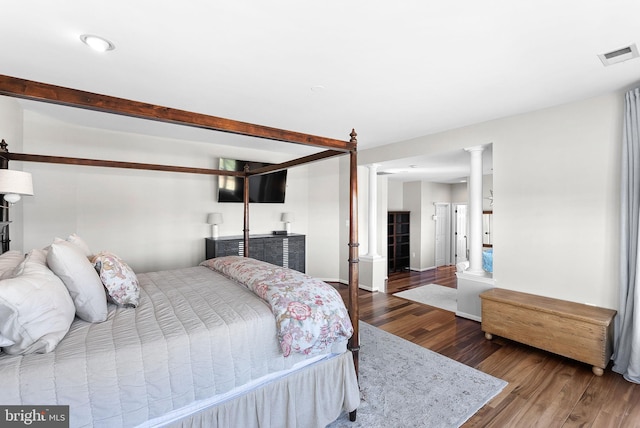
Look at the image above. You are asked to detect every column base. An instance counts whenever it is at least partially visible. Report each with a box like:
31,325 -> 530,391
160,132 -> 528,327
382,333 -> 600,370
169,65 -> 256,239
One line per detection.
359,255 -> 387,292
455,271 -> 494,321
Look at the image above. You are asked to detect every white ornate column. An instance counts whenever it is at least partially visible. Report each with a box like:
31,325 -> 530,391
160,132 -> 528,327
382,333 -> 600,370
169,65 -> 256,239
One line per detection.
455,145 -> 494,321
465,146 -> 485,275
360,164 -> 386,292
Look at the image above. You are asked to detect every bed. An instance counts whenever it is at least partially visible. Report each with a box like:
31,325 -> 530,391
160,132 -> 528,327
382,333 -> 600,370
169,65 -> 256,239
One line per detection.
0,75 -> 362,427
0,250 -> 358,427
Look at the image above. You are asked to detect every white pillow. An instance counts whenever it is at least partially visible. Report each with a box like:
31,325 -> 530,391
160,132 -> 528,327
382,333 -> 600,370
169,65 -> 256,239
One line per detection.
0,251 -> 25,279
47,240 -> 108,323
67,233 -> 93,257
0,248 -> 75,355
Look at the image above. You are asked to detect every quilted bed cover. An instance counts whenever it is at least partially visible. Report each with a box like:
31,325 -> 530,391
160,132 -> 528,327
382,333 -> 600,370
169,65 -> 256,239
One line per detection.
0,265 -> 350,427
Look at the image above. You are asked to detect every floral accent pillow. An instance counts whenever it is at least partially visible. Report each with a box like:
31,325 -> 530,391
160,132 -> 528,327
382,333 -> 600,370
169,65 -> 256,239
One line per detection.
91,251 -> 139,308
202,256 -> 353,357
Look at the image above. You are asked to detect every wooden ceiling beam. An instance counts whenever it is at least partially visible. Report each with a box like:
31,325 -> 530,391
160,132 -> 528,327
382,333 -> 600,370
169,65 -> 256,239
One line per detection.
0,74 -> 355,152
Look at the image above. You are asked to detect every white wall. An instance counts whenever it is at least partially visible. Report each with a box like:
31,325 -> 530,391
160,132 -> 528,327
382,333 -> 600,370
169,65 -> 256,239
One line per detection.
403,182 -> 422,270
423,182 -> 454,268
494,95 -> 620,308
306,158 -> 341,280
451,182 -> 468,203
386,178 -> 404,266
387,180 -> 404,210
359,92 -> 622,309
483,174 -> 493,211
7,91 -> 625,310
377,176 -> 388,259
19,110 -> 325,274
402,181 -> 455,270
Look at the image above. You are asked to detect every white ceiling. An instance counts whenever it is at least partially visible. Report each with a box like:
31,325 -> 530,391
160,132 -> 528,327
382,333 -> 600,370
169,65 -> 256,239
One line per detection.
1,1 -> 639,182
377,146 -> 493,183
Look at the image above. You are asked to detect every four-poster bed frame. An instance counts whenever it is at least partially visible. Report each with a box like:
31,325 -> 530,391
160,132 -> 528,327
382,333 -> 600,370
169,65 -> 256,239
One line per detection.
0,74 -> 360,422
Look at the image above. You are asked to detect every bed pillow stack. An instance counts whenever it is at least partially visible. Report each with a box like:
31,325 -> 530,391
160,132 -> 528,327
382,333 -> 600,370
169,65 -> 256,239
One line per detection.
0,248 -> 76,355
0,234 -> 141,355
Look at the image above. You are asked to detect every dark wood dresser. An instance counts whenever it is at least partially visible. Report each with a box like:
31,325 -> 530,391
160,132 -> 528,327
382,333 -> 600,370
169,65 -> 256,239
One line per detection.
205,234 -> 305,273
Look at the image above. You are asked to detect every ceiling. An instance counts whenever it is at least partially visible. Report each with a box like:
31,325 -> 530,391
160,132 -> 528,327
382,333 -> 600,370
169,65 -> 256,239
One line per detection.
376,146 -> 493,183
1,1 -> 639,182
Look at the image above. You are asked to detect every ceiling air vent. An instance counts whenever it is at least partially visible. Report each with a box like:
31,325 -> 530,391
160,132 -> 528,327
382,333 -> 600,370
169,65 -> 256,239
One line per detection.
598,44 -> 639,66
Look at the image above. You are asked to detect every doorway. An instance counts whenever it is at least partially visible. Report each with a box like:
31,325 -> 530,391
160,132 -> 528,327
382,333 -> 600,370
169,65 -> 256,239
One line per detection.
453,203 -> 468,265
434,203 -> 468,267
434,203 -> 451,267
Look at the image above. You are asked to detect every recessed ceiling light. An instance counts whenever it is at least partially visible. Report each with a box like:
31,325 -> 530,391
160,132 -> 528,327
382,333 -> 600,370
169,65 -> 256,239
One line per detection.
80,34 -> 115,52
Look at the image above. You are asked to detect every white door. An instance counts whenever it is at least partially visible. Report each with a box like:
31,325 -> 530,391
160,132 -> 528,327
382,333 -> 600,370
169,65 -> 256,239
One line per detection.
454,204 -> 468,264
483,212 -> 493,245
434,203 -> 450,267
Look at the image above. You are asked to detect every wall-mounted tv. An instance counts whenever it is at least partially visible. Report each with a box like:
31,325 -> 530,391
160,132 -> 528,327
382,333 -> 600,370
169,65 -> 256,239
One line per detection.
217,158 -> 287,203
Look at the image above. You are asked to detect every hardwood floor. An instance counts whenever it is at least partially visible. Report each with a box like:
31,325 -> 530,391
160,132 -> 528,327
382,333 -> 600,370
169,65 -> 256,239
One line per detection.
334,267 -> 640,427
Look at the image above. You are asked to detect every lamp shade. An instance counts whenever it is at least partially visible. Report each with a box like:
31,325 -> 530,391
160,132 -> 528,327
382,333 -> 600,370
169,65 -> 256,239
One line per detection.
281,212 -> 294,223
0,170 -> 34,196
207,213 -> 223,225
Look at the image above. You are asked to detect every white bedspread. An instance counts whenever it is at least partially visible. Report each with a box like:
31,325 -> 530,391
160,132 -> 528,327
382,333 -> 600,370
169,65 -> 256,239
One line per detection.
0,266 -> 346,428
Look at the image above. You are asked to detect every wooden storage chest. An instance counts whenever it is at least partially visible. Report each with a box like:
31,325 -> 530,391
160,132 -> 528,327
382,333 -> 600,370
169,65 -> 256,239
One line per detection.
480,288 -> 616,376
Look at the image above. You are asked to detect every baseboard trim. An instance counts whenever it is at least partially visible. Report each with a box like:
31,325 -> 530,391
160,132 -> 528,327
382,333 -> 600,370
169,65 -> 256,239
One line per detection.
358,284 -> 375,292
455,310 -> 482,322
409,266 -> 437,272
319,278 -> 343,284
328,278 -> 377,292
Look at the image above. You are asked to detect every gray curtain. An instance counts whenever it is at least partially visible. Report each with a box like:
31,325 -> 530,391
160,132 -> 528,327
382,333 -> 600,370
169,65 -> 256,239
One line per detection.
613,87 -> 640,382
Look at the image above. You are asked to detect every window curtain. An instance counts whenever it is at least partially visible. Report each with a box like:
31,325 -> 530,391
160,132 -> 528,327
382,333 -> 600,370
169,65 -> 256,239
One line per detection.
613,87 -> 640,382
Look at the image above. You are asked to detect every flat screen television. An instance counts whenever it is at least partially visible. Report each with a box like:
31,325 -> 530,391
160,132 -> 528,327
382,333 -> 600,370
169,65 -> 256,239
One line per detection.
217,158 -> 287,203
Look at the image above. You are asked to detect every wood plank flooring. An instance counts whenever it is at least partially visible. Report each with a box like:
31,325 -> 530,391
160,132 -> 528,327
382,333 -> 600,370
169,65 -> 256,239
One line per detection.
334,267 -> 640,427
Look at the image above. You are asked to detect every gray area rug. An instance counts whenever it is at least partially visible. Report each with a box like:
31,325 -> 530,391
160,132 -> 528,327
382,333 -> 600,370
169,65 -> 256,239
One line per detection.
393,284 -> 457,312
327,322 -> 507,428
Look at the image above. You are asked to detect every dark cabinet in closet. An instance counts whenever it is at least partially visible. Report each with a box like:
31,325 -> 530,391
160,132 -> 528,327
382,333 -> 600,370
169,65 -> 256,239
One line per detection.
388,211 -> 410,272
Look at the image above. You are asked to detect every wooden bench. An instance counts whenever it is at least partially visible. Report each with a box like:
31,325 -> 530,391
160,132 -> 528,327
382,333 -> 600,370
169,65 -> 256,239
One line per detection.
479,288 -> 616,376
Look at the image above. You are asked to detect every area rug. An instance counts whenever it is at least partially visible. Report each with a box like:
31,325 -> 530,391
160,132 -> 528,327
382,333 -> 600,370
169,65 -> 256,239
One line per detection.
326,322 -> 506,428
393,284 -> 457,312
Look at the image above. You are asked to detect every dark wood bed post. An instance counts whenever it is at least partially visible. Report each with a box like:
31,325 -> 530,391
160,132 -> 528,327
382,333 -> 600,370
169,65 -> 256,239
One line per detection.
348,129 -> 360,422
243,163 -> 250,257
0,139 -> 8,167
0,140 -> 10,253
